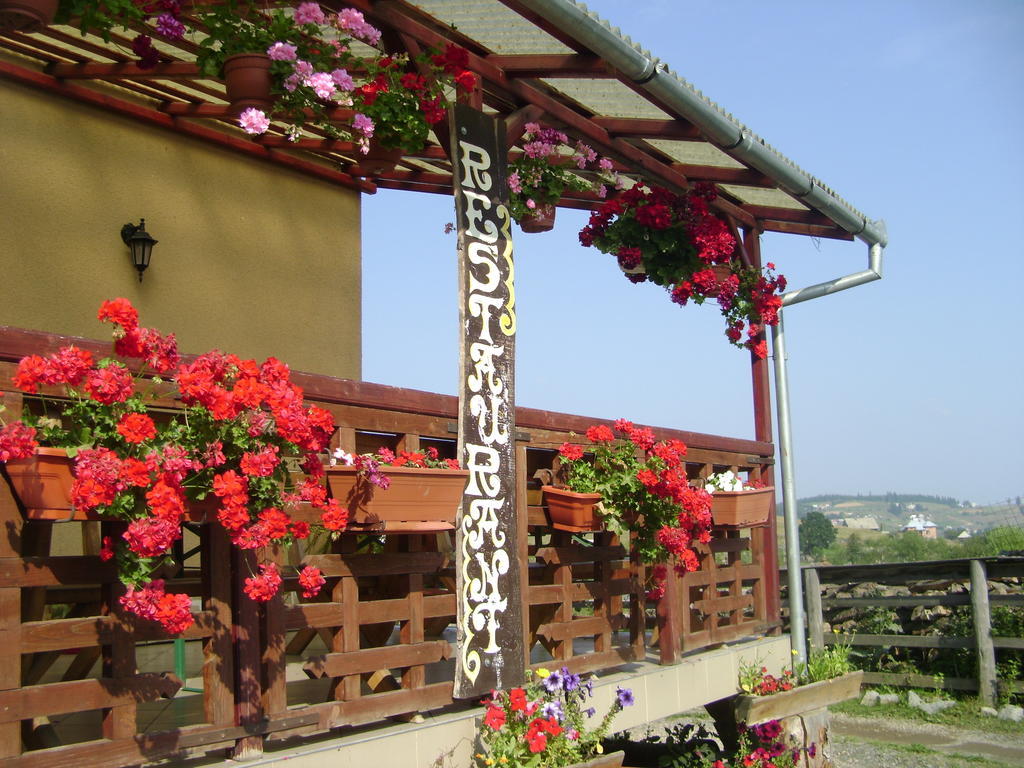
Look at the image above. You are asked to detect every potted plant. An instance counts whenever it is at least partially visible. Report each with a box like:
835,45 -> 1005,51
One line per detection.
507,123 -> 619,233
45,1 -> 478,161
704,470 -> 774,527
475,666 -> 633,767
0,298 -> 345,634
325,446 -> 467,531
578,184 -> 786,358
734,642 -> 863,725
0,0 -> 57,32
551,419 -> 713,594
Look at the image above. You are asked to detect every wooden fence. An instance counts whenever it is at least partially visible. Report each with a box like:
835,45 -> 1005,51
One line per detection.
802,558 -> 1024,706
0,326 -> 779,767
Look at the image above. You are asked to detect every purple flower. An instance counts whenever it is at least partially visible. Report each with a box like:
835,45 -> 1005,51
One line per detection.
543,669 -> 564,693
562,669 -> 581,692
155,13 -> 185,39
540,701 -> 563,720
616,687 -> 634,708
584,707 -> 596,718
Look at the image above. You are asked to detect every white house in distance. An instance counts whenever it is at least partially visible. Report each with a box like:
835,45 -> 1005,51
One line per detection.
902,514 -> 939,539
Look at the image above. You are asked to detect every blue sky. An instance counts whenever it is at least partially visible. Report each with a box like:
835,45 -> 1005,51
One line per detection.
362,1 -> 1024,505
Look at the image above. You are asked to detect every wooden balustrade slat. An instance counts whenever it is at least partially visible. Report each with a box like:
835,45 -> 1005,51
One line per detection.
534,545 -> 627,565
0,557 -> 117,587
306,681 -> 454,730
691,593 -> 753,614
0,673 -> 181,723
535,614 -> 627,642
680,563 -> 764,588
303,640 -> 453,679
304,551 -> 446,578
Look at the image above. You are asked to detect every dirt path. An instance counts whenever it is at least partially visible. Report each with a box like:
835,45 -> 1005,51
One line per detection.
831,712 -> 1024,767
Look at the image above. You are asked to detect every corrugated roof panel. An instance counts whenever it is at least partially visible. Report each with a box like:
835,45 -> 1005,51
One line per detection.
407,0 -> 573,54
540,78 -> 671,119
644,139 -> 745,170
718,185 -> 808,210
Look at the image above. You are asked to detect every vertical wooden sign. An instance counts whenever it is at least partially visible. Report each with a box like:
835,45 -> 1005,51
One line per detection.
450,104 -> 525,698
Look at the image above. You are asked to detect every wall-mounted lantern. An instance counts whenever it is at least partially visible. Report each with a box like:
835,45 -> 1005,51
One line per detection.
120,219 -> 158,283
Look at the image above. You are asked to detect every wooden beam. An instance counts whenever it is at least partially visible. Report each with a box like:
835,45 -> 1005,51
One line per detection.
353,0 -> 757,227
0,61 -> 374,195
760,220 -> 855,240
487,54 -> 611,78
744,205 -> 833,226
591,116 -> 702,140
504,103 -> 544,148
672,164 -> 775,187
48,61 -> 202,80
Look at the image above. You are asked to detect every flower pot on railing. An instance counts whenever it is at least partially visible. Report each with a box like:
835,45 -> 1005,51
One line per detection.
519,202 -> 556,233
542,485 -> 603,532
222,52 -> 273,114
710,485 -> 774,528
3,447 -> 217,523
734,670 -> 864,724
326,464 -> 468,532
0,0 -> 56,33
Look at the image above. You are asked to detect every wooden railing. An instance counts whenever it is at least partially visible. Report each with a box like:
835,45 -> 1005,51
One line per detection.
0,326 -> 778,766
802,558 -> 1024,706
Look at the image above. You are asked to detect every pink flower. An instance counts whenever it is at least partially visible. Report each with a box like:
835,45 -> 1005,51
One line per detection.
331,68 -> 354,91
238,108 -> 270,136
525,199 -> 536,210
293,2 -> 324,25
335,8 -> 380,44
305,72 -> 336,100
352,113 -> 374,137
267,42 -> 297,61
508,171 -> 522,193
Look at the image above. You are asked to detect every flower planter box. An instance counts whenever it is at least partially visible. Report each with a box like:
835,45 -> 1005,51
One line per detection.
542,485 -> 603,532
567,750 -> 624,768
710,485 -> 774,527
325,464 -> 468,531
3,447 -> 216,522
734,670 -> 863,724
520,202 -> 556,233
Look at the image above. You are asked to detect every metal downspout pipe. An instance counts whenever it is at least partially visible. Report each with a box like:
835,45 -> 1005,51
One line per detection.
517,0 -> 889,661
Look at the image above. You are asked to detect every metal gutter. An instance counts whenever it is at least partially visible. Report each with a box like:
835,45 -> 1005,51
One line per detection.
517,0 -> 889,665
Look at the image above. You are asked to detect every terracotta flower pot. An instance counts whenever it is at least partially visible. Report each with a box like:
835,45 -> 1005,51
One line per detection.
354,139 -> 405,176
710,485 -> 774,527
2,447 -> 77,520
325,464 -> 469,532
542,485 -> 604,532
3,447 -> 219,522
0,0 -> 57,33
519,202 -> 556,233
702,262 -> 734,298
222,53 -> 273,115
734,670 -> 864,724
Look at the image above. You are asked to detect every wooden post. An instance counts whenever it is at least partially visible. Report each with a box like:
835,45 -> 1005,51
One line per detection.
658,564 -> 681,665
804,567 -> 824,654
231,548 -> 263,760
451,103 -> 525,697
969,559 -> 997,706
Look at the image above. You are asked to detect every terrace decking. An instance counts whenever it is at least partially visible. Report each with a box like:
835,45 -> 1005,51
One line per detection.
0,327 -> 782,767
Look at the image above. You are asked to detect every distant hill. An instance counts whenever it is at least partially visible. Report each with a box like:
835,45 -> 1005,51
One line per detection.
797,493 -> 1024,533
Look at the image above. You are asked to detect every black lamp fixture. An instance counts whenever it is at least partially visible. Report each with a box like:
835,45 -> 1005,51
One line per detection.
121,219 -> 158,283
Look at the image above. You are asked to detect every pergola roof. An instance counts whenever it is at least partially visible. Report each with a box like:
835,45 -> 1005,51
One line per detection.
0,0 -> 882,244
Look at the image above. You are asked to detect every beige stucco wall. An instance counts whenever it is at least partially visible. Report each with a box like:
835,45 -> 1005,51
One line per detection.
0,78 -> 361,380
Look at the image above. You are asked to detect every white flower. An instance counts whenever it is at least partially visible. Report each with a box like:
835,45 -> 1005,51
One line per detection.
330,448 -> 354,466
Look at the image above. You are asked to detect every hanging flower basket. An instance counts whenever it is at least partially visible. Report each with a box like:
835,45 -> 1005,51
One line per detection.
222,52 -> 273,114
734,670 -> 864,724
519,203 -> 557,233
353,140 -> 405,176
702,262 -> 735,298
326,464 -> 468,532
542,485 -> 604,532
0,0 -> 56,33
710,486 -> 774,528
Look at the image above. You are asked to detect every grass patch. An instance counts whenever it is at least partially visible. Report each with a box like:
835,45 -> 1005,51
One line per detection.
832,691 -> 1021,736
